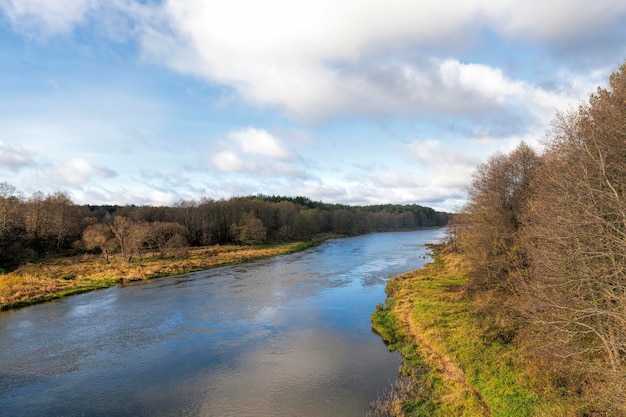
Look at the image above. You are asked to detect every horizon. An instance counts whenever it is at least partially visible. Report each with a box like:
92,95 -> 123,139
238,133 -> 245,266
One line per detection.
16,190 -> 456,213
1,1 -> 625,212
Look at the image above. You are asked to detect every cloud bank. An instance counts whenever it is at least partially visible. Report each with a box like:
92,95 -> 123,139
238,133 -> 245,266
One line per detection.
1,0 -> 625,210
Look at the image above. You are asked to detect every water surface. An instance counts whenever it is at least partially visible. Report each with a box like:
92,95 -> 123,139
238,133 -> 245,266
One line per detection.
0,229 -> 446,416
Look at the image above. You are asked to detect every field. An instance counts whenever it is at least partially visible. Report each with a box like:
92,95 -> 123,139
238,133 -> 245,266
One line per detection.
0,241 -> 316,310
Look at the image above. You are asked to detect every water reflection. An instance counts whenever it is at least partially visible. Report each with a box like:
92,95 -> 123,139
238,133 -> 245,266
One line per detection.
0,229 -> 446,417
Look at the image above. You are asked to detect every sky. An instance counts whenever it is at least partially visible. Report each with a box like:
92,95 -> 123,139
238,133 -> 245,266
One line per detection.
1,1 -> 625,212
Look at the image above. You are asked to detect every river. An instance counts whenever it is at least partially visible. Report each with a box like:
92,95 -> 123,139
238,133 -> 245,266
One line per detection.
0,228 -> 446,417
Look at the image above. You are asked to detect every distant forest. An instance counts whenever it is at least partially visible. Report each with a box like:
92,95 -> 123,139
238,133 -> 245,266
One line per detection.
0,189 -> 450,270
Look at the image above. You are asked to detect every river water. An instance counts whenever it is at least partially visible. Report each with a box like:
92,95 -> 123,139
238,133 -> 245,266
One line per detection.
0,228 -> 446,417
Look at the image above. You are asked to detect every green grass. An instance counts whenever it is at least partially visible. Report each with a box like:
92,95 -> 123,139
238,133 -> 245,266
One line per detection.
371,301 -> 404,349
371,250 -> 541,416
371,291 -> 442,416
412,288 -> 536,416
1,281 -> 115,310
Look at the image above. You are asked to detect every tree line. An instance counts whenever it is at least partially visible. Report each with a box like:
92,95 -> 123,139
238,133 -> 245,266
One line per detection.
453,62 -> 626,414
0,188 -> 450,270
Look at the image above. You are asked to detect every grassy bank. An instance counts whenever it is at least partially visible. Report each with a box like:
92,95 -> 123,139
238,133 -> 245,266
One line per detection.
0,236 -> 329,311
370,246 -> 575,417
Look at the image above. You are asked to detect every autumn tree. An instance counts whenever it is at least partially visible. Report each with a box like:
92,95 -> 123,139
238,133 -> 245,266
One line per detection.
21,191 -> 80,252
82,223 -> 115,261
293,208 -> 318,240
332,209 -> 358,235
24,191 -> 45,245
44,192 -> 80,250
144,221 -> 189,258
108,216 -> 136,262
231,211 -> 266,245
457,142 -> 540,294
0,183 -> 24,268
521,63 -> 626,411
0,186 -> 450,267
0,182 -> 21,239
175,200 -> 205,245
127,220 -> 149,261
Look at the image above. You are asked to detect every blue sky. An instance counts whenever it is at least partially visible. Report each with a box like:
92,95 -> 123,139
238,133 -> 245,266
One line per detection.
1,1 -> 625,212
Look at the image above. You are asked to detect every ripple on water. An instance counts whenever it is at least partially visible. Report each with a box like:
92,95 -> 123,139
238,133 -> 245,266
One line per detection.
0,229 -> 446,417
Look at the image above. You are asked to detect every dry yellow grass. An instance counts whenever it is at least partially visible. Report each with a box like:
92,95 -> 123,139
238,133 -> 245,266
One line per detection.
0,242 -> 306,310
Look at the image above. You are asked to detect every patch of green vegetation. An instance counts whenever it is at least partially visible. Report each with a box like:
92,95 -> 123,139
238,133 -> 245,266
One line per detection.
280,233 -> 338,253
371,251 -> 541,416
410,273 -> 536,416
370,300 -> 442,417
371,300 -> 403,349
0,282 -> 115,311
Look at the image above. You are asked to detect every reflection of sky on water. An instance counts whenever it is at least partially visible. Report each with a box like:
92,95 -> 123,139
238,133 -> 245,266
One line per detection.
0,229 -> 446,417
193,328 -> 397,417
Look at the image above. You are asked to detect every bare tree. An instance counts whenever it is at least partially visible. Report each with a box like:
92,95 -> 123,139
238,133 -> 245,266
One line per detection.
144,221 -> 189,258
0,183 -> 23,267
457,142 -> 539,294
24,191 -> 46,243
521,63 -> 626,411
45,192 -> 79,250
0,183 -> 21,239
108,216 -> 135,262
82,223 -> 115,261
127,220 -> 149,261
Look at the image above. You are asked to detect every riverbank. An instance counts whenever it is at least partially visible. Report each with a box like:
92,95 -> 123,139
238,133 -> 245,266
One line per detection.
370,245 -> 577,417
0,238 -> 327,311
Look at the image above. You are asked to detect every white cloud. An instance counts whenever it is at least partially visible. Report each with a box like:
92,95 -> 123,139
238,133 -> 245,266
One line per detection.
3,0 -> 621,122
292,174 -> 464,211
2,0 -> 625,211
211,127 -> 304,177
7,0 -> 625,50
0,141 -> 34,171
131,0 -> 625,122
408,139 -> 481,166
486,0 -> 626,41
0,0 -> 93,36
40,157 -> 116,185
405,139 -> 484,188
213,150 -> 245,172
72,186 -> 180,206
438,60 -> 525,105
229,127 -> 290,159
401,58 -> 578,124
